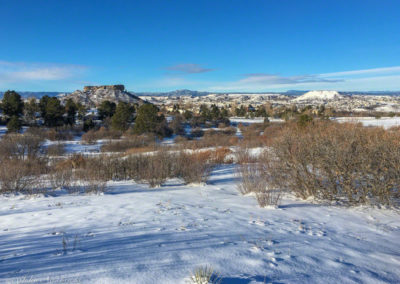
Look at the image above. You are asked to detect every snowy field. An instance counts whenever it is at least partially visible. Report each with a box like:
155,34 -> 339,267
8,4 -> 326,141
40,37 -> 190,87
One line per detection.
333,117 -> 400,129
1,165 -> 399,283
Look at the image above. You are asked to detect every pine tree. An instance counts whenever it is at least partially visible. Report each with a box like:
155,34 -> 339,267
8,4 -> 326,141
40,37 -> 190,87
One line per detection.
98,100 -> 116,120
7,115 -> 22,132
24,98 -> 39,125
44,97 -> 65,127
65,99 -> 77,126
133,103 -> 171,136
111,102 -> 134,131
1,90 -> 24,118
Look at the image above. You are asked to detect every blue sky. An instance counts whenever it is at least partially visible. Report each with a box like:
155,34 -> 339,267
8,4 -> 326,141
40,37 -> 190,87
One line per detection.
0,0 -> 399,92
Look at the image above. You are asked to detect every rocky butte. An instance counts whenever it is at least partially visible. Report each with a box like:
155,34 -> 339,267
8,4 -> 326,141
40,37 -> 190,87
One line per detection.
59,85 -> 144,107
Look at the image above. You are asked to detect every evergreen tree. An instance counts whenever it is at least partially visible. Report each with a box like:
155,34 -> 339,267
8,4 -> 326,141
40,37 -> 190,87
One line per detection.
98,100 -> 116,120
220,107 -> 229,119
199,104 -> 211,120
133,103 -> 171,136
210,104 -> 221,120
111,102 -> 134,131
1,90 -> 24,117
65,99 -> 77,126
7,115 -> 22,132
39,95 -> 50,119
183,110 -> 193,120
76,102 -> 87,121
255,106 -> 268,117
24,97 -> 39,125
83,118 -> 95,132
44,97 -> 65,127
235,105 -> 246,116
298,114 -> 313,127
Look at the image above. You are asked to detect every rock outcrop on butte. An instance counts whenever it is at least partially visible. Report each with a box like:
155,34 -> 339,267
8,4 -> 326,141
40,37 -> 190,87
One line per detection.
59,85 -> 144,106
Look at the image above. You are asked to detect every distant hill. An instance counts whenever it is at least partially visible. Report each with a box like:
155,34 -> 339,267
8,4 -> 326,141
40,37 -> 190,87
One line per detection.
0,91 -> 64,99
58,85 -> 144,106
293,90 -> 344,102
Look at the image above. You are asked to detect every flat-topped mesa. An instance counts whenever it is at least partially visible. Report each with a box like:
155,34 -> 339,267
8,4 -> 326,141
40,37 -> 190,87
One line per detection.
59,84 -> 146,107
83,85 -> 125,92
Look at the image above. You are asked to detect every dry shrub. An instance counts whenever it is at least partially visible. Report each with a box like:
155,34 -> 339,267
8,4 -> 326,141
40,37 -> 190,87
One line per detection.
82,127 -> 122,143
0,159 -> 45,194
74,158 -> 108,194
236,163 -> 266,195
239,123 -> 270,148
236,160 -> 281,207
268,121 -> 400,206
101,135 -> 156,153
235,146 -> 260,164
0,132 -> 45,160
174,135 -> 189,144
45,128 -> 74,141
262,123 -> 286,146
49,167 -> 73,190
196,133 -> 238,149
47,143 -> 66,156
55,154 -> 86,170
190,266 -> 221,284
191,128 -> 204,138
255,191 -> 282,207
178,151 -> 215,184
139,150 -> 174,187
212,147 -> 233,164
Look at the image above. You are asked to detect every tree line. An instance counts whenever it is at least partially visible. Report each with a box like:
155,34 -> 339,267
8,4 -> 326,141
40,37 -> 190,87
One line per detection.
0,90 -> 172,136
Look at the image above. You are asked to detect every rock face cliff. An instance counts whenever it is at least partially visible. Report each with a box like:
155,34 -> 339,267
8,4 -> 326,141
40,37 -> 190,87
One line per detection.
59,85 -> 144,106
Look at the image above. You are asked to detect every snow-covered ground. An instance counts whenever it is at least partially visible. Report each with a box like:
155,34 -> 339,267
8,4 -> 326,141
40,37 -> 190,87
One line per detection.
1,165 -> 399,283
230,117 -> 284,125
333,117 -> 400,129
0,126 -> 6,138
43,137 -> 105,155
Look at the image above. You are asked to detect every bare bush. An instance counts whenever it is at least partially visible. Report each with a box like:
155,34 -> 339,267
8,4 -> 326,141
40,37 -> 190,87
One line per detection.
101,134 -> 156,153
236,163 -> 267,195
236,160 -> 281,207
49,167 -> 73,190
0,132 -> 45,160
82,127 -> 122,144
268,121 -> 400,206
255,191 -> 282,207
141,150 -> 172,187
45,128 -> 74,141
47,143 -> 66,156
0,159 -> 45,194
178,151 -> 214,184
